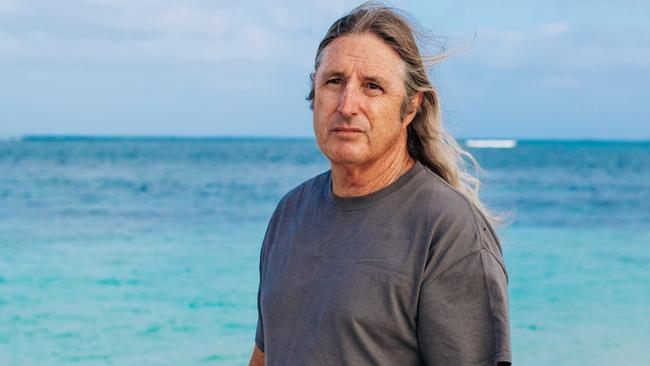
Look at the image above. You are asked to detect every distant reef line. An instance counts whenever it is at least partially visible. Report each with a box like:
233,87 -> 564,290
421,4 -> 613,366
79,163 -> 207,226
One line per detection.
1,135 -> 649,144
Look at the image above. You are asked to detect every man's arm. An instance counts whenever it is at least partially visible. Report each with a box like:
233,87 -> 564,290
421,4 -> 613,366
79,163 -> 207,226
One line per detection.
248,344 -> 265,366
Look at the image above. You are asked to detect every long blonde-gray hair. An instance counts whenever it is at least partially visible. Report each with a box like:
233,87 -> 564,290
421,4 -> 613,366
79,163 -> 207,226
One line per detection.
307,1 -> 508,226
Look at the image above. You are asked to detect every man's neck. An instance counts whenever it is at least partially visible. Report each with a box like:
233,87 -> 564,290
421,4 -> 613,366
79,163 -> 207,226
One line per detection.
330,151 -> 415,198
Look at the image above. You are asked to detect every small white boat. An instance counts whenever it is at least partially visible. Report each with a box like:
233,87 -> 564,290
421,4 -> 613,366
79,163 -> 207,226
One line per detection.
465,139 -> 517,148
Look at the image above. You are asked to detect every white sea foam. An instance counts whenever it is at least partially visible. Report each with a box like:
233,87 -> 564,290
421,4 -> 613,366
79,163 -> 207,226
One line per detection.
465,139 -> 517,148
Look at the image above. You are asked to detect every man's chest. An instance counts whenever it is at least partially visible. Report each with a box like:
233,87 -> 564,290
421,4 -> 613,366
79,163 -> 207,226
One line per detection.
259,218 -> 425,346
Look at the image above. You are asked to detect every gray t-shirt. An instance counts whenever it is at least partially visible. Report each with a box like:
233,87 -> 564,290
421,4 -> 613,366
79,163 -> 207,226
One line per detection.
255,160 -> 512,365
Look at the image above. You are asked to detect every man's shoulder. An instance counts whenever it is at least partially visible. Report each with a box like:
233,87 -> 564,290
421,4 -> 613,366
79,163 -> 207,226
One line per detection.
274,170 -> 329,214
410,166 -> 478,223
412,166 -> 502,256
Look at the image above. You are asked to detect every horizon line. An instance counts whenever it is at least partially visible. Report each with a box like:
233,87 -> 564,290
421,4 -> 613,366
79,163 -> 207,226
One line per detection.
1,134 -> 650,143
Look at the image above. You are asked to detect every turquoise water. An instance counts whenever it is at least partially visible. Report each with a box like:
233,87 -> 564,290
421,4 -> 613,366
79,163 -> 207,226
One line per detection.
1,137 -> 649,365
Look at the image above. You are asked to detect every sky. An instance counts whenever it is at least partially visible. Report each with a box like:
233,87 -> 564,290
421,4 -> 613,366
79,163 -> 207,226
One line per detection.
0,0 -> 648,139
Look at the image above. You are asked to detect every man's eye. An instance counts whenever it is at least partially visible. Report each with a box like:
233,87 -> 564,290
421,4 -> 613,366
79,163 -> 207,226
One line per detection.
366,82 -> 382,90
327,78 -> 342,85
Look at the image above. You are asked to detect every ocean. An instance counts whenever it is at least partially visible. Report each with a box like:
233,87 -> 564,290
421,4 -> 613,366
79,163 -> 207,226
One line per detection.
1,137 -> 648,365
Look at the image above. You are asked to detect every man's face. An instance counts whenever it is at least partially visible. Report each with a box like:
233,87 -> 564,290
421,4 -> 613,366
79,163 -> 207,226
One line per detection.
312,32 -> 412,167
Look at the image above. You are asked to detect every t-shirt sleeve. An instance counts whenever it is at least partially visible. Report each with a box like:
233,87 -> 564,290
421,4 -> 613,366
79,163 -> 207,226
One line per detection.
253,195 -> 287,354
254,230 -> 267,353
255,285 -> 264,352
254,229 -> 269,353
417,247 -> 512,365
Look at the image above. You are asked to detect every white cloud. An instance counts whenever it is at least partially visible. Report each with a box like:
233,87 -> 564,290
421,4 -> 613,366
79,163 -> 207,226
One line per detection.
479,22 -> 571,45
466,23 -> 571,68
0,2 -> 296,66
0,1 -> 358,70
466,21 -> 650,74
537,22 -> 570,37
87,3 -> 232,36
0,0 -> 16,13
0,29 -> 27,55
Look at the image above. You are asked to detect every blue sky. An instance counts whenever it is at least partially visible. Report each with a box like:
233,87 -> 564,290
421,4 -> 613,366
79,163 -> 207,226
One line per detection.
0,0 -> 648,139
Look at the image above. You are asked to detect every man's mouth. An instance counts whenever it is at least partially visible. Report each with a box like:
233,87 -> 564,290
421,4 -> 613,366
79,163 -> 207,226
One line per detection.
332,127 -> 364,133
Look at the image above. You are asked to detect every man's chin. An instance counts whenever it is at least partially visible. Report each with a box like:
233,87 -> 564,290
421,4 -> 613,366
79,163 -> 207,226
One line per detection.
325,152 -> 368,166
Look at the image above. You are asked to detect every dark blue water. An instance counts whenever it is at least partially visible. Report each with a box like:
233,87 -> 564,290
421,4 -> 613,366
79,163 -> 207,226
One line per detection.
1,137 -> 649,365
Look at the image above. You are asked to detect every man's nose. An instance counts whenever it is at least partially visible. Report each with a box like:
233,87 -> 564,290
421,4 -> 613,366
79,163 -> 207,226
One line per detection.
337,83 -> 361,118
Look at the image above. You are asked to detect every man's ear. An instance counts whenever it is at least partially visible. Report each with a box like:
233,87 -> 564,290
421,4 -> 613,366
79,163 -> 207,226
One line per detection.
403,92 -> 424,127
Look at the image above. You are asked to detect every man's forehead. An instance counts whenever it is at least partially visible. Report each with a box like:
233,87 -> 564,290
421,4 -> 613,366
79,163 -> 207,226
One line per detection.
317,34 -> 406,81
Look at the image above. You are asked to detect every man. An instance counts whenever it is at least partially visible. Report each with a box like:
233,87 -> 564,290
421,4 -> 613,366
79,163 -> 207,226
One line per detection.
249,3 -> 512,365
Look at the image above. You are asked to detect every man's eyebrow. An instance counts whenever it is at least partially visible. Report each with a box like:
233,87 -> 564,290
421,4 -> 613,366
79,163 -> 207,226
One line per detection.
320,71 -> 391,86
320,71 -> 345,80
363,75 -> 390,85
